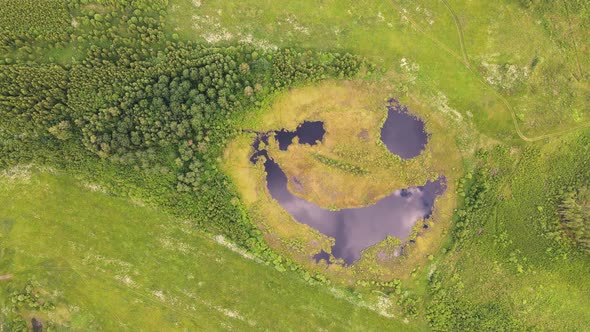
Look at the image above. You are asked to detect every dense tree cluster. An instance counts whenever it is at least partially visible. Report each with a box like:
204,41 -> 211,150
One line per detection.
452,170 -> 491,245
272,50 -> 364,88
77,52 -> 247,158
559,187 -> 590,252
71,0 -> 170,66
0,0 -> 70,34
0,0 -> 73,65
0,65 -> 69,136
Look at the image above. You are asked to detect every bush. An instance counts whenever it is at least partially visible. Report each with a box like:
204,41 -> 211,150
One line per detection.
559,186 -> 590,252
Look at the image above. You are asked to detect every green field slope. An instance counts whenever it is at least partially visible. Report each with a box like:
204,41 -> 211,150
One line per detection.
0,170 -> 417,331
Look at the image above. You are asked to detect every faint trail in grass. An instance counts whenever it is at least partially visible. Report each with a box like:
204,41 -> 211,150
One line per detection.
20,262 -> 205,328
440,0 -> 469,68
67,266 -> 131,329
561,0 -> 585,81
436,0 -> 533,142
394,0 -> 590,142
69,265 -> 203,327
392,2 -> 464,64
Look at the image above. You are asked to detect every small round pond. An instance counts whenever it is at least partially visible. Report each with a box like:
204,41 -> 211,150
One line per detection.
250,100 -> 445,265
380,99 -> 428,159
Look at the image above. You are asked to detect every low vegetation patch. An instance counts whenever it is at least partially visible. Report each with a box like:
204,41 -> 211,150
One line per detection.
0,172 -> 415,330
311,152 -> 368,175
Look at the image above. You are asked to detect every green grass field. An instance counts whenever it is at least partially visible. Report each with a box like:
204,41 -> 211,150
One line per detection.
0,169 -> 418,331
424,130 -> 590,330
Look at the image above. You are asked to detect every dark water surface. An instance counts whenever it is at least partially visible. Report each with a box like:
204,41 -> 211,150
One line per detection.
313,250 -> 331,263
381,100 -> 428,159
275,121 -> 325,150
250,101 -> 445,265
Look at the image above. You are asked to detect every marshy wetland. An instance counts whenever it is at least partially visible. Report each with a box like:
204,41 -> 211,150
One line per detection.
225,81 -> 462,278
249,104 -> 446,265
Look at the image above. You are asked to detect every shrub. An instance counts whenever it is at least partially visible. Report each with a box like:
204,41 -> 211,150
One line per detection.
559,186 -> 590,252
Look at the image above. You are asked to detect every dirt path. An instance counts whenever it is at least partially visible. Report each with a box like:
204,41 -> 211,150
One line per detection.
397,0 -> 590,142
440,0 -> 469,68
442,0 -> 590,142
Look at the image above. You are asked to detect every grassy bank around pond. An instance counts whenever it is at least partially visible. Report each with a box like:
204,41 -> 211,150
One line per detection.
0,168 -> 420,331
223,80 -> 590,330
223,80 -> 463,284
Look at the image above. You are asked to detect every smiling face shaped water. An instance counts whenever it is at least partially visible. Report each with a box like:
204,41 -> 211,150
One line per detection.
250,101 -> 446,265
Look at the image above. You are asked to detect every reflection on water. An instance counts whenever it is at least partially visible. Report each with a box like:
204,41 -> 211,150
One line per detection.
381,99 -> 428,159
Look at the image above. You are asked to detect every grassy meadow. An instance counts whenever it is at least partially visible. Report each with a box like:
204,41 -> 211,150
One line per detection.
424,130 -> 590,331
212,1 -> 590,327
0,168 -> 418,331
168,0 -> 590,138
